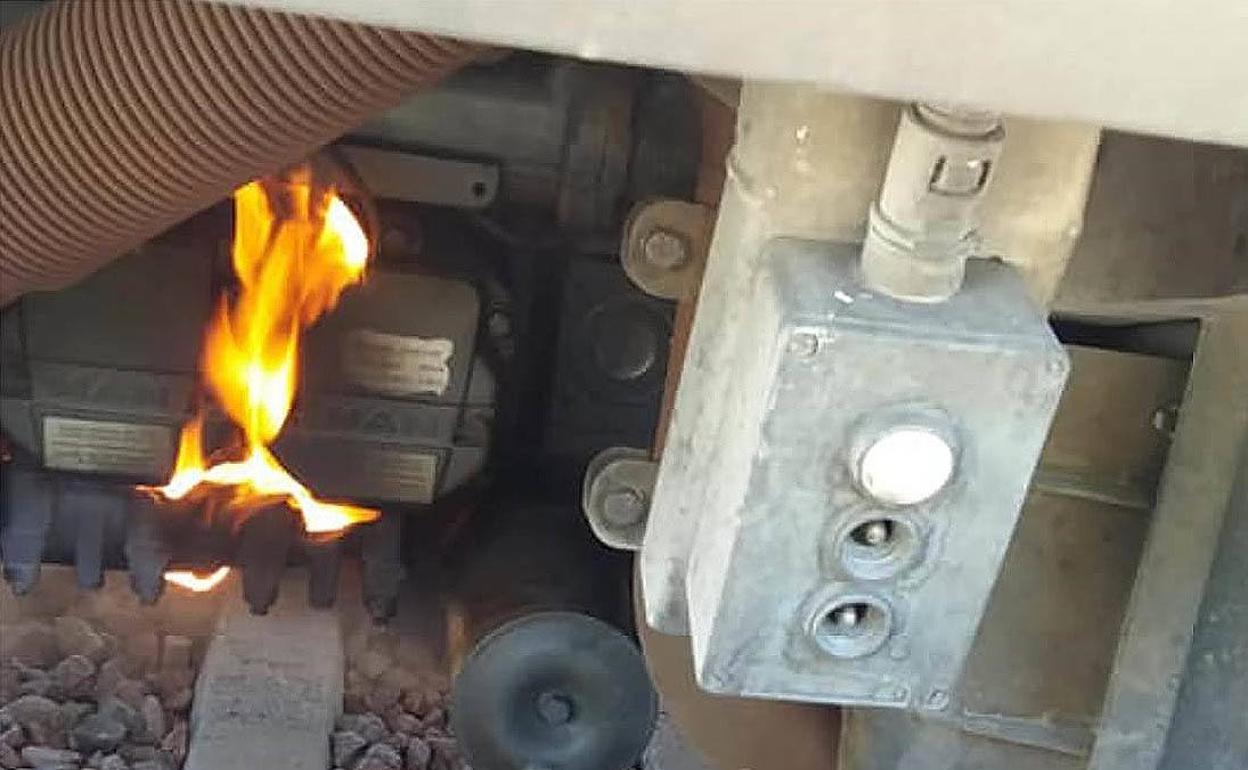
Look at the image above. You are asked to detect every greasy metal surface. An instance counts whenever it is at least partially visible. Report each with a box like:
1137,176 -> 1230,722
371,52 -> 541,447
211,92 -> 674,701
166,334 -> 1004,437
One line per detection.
839,345 -> 1188,770
1158,439 -> 1248,770
663,239 -> 1067,708
961,349 -> 1185,720
651,87 -> 733,459
1089,308 -> 1248,770
842,707 -> 1086,770
226,0 -> 1248,146
638,600 -> 841,770
642,713 -> 715,770
1031,347 -> 1187,515
1055,133 -> 1248,314
0,468 -> 51,593
542,259 -> 673,460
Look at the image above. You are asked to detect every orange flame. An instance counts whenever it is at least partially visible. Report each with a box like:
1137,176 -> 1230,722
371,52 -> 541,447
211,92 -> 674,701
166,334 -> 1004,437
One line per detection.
164,566 -> 232,592
149,169 -> 379,535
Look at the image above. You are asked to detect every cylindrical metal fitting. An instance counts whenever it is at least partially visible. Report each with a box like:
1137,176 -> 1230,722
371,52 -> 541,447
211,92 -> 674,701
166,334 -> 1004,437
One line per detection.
861,103 -> 1004,302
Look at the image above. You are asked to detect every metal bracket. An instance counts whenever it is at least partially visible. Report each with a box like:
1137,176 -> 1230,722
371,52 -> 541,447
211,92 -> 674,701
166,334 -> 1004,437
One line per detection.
1088,306 -> 1248,770
620,199 -> 713,300
338,145 -> 500,209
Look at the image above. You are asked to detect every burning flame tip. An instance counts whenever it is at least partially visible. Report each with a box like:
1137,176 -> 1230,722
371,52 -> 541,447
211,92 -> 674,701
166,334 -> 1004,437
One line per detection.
164,566 -> 232,593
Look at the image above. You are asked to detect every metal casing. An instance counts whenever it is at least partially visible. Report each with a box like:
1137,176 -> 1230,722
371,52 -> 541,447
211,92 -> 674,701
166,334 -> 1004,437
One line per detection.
0,248 -> 491,505
666,239 -> 1068,709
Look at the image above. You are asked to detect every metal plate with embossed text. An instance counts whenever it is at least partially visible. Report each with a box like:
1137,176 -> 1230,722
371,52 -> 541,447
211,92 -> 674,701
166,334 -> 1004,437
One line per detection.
42,415 -> 174,478
342,329 -> 454,397
343,446 -> 439,504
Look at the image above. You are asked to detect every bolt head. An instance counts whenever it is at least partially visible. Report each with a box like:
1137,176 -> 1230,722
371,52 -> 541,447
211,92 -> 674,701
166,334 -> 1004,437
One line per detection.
641,229 -> 690,271
601,488 -> 646,528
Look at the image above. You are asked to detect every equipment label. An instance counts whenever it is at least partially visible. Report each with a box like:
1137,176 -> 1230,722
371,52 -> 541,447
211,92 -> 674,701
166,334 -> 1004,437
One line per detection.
42,416 -> 173,477
343,329 -> 453,397
354,447 -> 438,504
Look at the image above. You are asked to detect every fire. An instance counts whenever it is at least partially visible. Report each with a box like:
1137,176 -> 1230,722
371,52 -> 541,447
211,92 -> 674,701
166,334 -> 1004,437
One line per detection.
164,566 -> 232,593
148,168 -> 379,535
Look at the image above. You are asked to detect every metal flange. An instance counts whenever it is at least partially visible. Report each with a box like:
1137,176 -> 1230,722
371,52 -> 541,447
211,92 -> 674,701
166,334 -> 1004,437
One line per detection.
620,199 -> 712,300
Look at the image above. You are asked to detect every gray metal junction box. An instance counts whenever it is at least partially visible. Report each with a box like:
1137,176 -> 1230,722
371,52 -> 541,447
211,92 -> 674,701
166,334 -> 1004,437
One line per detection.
647,239 -> 1068,710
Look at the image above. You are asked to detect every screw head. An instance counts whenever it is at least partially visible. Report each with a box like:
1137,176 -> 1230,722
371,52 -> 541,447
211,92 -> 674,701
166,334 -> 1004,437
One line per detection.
641,229 -> 690,271
601,488 -> 647,528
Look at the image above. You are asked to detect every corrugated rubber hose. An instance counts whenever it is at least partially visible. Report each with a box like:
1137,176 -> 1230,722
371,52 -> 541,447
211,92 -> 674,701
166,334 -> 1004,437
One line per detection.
0,0 -> 483,305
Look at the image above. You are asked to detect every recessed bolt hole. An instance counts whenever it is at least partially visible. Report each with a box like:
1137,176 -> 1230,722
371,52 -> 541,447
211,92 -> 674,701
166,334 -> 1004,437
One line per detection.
834,514 -> 920,580
824,602 -> 869,635
592,319 -> 659,382
811,596 -> 892,658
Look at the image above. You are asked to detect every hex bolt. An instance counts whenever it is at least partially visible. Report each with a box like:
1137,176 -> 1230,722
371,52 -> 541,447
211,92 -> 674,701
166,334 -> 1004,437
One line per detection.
601,487 -> 647,528
641,228 -> 690,271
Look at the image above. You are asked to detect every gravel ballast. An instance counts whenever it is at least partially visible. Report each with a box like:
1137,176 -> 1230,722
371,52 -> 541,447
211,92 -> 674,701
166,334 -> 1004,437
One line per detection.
1,617 -> 196,770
